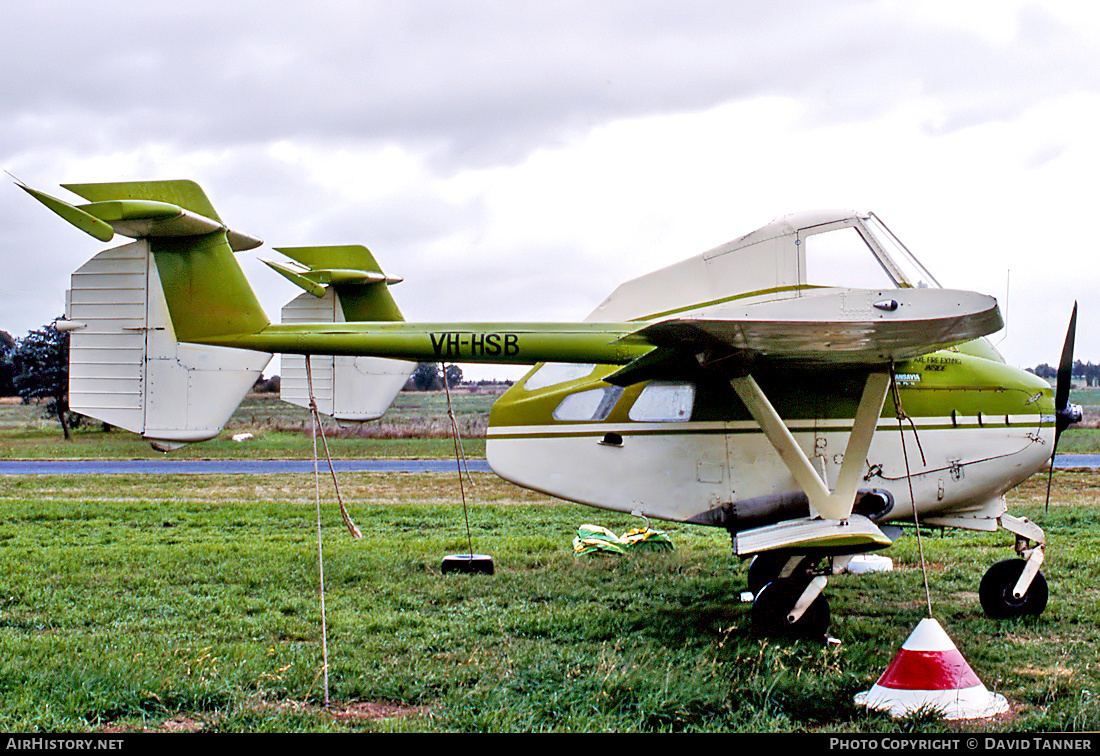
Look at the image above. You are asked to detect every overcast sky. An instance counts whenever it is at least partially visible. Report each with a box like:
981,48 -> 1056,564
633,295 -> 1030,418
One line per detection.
3,0 -> 1098,380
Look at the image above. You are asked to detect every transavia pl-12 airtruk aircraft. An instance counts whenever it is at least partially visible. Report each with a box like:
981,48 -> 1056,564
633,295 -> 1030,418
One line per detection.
18,179 -> 1084,639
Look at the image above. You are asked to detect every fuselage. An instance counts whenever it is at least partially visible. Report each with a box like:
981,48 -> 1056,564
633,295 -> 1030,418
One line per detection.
486,344 -> 1055,532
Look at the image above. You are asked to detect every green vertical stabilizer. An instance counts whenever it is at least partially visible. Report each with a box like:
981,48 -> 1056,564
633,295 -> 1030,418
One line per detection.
152,233 -> 270,342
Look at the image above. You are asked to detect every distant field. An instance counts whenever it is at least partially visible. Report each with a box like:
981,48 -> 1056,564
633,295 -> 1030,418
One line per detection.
0,471 -> 1098,732
1058,388 -> 1100,453
0,391 -> 498,460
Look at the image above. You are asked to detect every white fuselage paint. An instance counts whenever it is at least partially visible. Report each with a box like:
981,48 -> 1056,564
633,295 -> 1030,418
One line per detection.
486,419 -> 1053,529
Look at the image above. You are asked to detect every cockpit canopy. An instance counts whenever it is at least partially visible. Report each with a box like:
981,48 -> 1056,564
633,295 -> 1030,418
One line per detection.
586,210 -> 939,323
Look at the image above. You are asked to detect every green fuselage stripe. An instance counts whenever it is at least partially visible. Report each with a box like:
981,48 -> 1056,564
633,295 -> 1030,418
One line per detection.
487,418 -> 1051,441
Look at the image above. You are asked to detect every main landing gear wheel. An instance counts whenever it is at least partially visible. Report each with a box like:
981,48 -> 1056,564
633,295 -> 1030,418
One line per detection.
746,552 -> 812,595
751,577 -> 830,640
747,553 -> 788,595
979,559 -> 1048,619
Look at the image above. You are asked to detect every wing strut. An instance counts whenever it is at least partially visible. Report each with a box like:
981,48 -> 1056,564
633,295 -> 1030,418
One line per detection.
730,372 -> 891,521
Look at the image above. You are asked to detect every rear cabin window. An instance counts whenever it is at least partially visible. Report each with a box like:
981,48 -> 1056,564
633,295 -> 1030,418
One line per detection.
628,382 -> 695,422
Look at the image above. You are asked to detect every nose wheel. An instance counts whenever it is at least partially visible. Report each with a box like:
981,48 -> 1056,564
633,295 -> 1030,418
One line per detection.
982,515 -> 1049,620
979,558 -> 1048,619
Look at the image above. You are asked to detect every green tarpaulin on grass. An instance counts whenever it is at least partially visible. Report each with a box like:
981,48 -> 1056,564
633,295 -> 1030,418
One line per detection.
572,523 -> 673,556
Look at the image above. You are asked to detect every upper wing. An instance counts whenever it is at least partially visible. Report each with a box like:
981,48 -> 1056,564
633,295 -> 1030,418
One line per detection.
608,287 -> 1002,384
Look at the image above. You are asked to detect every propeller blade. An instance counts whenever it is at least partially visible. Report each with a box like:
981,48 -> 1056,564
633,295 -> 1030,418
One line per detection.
1046,302 -> 1079,511
1055,302 -> 1078,424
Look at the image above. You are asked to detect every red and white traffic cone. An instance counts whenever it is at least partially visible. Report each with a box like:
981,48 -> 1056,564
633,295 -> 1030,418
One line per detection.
855,618 -> 1009,720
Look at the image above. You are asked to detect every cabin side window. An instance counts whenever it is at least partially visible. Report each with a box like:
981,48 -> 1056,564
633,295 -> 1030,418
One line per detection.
552,386 -> 624,422
628,382 -> 695,422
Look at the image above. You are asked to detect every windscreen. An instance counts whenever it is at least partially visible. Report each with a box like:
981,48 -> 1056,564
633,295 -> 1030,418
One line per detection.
863,214 -> 941,289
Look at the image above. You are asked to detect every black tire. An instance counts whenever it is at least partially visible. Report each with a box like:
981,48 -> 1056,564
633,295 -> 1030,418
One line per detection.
747,552 -> 807,595
751,577 -> 830,639
979,558 -> 1047,619
441,554 -> 495,575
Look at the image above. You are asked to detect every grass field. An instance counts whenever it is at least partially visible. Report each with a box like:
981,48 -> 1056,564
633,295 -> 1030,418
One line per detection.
0,470 -> 1099,733
1,389 -> 1099,732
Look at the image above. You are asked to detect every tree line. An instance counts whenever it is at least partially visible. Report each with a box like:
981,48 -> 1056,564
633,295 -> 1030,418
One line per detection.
1028,361 -> 1100,386
0,322 -> 78,438
408,362 -> 464,391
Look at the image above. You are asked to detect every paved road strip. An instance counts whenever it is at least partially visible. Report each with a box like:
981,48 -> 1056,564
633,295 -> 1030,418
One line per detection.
0,459 -> 493,475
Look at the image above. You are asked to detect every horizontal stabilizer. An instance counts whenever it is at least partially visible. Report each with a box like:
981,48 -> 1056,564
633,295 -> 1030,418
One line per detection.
274,245 -> 400,281
263,259 -> 326,297
18,184 -> 115,241
267,245 -> 402,296
271,248 -> 411,420
271,245 -> 404,322
21,180 -> 261,250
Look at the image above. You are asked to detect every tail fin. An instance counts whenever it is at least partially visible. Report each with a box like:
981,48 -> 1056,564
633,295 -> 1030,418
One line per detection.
27,180 -> 272,449
266,245 -> 414,421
